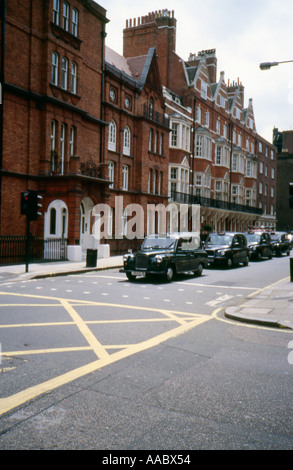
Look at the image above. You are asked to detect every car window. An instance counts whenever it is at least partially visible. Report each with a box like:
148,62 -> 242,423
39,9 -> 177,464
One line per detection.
233,235 -> 241,245
180,236 -> 200,251
207,234 -> 233,245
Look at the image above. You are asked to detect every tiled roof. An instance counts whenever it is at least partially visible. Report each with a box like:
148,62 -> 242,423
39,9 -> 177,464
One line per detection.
105,46 -> 149,83
105,46 -> 133,77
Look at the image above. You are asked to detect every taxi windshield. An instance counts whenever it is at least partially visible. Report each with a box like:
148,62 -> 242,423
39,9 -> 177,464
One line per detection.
142,237 -> 176,250
245,233 -> 261,243
207,233 -> 233,246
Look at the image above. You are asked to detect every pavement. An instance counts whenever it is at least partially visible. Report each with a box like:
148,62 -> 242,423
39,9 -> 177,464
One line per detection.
0,256 -> 292,330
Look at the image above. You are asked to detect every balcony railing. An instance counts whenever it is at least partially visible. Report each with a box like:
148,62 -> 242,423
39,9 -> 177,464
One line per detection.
141,104 -> 169,127
171,191 -> 262,215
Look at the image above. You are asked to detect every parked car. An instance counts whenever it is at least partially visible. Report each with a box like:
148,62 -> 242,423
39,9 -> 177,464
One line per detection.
287,232 -> 293,248
270,232 -> 291,256
204,232 -> 249,268
120,232 -> 208,282
244,231 -> 273,260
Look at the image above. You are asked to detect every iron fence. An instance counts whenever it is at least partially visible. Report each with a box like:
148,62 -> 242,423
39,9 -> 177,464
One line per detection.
0,236 -> 68,265
171,191 -> 262,215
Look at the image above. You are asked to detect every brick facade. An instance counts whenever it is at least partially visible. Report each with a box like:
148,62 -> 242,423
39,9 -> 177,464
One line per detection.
1,0 -> 109,249
0,3 -> 278,260
273,128 -> 293,231
122,9 -> 277,232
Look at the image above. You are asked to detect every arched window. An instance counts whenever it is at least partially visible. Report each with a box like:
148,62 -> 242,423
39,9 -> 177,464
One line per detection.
108,119 -> 117,151
123,126 -> 131,155
45,200 -> 68,239
50,208 -> 56,235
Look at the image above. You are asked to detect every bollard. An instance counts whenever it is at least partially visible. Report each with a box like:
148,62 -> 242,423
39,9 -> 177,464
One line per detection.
291,258 -> 293,282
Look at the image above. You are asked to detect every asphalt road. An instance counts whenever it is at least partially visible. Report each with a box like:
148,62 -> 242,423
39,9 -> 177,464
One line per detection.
0,255 -> 292,451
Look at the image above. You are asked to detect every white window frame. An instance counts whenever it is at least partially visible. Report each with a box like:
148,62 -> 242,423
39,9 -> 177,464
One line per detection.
246,160 -> 251,177
53,0 -> 60,25
45,200 -> 68,239
63,1 -> 70,31
201,80 -> 207,99
122,165 -> 129,190
123,126 -> 131,156
61,57 -> 68,90
60,123 -> 66,174
72,8 -> 79,36
69,126 -> 75,156
204,112 -> 210,128
52,52 -> 59,86
171,123 -> 178,147
108,161 -> 114,189
108,119 -> 117,152
51,120 -> 56,152
71,62 -> 77,94
149,128 -> 153,152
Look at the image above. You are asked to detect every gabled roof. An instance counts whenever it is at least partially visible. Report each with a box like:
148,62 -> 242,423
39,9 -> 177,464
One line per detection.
105,46 -> 161,92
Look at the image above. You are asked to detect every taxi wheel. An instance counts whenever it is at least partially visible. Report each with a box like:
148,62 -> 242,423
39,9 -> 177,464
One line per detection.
194,263 -> 203,277
126,273 -> 137,281
165,266 -> 175,282
226,258 -> 233,268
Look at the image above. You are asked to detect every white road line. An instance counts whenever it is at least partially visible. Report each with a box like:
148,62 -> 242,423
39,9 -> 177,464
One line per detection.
177,282 -> 260,290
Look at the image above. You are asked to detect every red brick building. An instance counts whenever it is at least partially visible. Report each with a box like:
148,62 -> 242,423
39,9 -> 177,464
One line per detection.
123,10 -> 277,232
0,0 -> 109,258
0,3 -> 277,263
103,45 -> 169,254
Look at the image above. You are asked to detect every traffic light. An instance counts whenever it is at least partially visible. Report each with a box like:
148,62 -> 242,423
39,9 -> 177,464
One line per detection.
290,183 -> 293,209
21,191 -> 30,215
20,190 -> 42,220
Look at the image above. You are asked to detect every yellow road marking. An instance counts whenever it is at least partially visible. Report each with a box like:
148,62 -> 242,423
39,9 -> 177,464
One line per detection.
59,299 -> 109,360
0,317 -> 200,329
0,290 -> 212,416
0,313 -> 210,416
247,276 -> 289,298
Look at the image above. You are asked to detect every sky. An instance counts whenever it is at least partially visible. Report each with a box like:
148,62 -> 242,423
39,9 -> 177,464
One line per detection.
98,0 -> 293,144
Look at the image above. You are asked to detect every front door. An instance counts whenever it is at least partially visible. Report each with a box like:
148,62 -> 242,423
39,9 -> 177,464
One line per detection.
80,197 -> 97,251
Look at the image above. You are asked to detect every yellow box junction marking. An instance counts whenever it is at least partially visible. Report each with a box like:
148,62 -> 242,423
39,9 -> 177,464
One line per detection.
0,291 -> 212,416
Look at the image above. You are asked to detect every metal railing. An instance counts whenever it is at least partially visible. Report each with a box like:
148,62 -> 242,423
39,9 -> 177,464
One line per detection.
171,191 -> 262,215
0,236 -> 68,265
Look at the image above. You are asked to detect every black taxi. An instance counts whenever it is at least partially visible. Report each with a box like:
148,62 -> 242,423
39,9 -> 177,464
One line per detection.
204,232 -> 249,268
243,231 -> 273,260
121,232 -> 208,282
270,232 -> 291,256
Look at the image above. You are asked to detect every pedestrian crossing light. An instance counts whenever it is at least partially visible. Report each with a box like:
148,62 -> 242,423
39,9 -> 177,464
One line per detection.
21,190 -> 42,220
289,183 -> 293,209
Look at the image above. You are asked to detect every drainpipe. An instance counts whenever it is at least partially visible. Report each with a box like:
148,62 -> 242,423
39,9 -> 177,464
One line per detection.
0,0 -> 6,231
229,119 -> 233,208
190,96 -> 197,233
100,23 -> 106,166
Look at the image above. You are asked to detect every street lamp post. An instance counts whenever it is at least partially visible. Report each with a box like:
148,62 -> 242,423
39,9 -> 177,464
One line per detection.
260,60 -> 293,70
